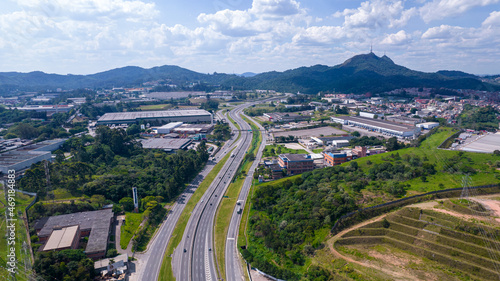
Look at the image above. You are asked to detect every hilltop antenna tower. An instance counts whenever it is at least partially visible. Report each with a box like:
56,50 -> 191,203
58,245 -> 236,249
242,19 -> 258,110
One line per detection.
370,44 -> 373,53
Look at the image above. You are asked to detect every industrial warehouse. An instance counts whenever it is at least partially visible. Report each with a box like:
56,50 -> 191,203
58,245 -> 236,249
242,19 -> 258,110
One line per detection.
0,139 -> 66,174
330,115 -> 420,138
96,109 -> 213,125
35,208 -> 114,259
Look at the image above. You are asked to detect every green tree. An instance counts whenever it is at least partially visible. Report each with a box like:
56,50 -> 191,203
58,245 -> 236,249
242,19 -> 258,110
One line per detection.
119,197 -> 135,212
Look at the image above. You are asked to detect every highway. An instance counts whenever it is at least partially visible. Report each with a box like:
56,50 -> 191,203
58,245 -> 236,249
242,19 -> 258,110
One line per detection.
133,108 -> 240,281
225,113 -> 267,281
174,103 -> 254,281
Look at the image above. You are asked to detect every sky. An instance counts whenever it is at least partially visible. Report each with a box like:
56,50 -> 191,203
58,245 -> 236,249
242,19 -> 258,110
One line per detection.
1,0 -> 499,75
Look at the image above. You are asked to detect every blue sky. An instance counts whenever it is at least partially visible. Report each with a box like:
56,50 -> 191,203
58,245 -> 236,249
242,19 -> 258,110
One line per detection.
1,0 -> 499,75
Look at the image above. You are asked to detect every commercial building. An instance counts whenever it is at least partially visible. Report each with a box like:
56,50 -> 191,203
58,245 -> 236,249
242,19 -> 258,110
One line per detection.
324,152 -> 349,166
0,139 -> 66,174
332,140 -> 350,148
140,138 -> 192,152
278,153 -> 315,175
172,123 -> 214,134
154,122 -> 184,134
331,116 -> 420,138
263,112 -> 310,123
460,133 -> 500,153
269,164 -> 284,180
315,136 -> 353,146
35,209 -> 114,259
359,112 -> 380,119
14,104 -> 74,113
97,109 -> 212,125
416,122 -> 440,130
94,253 -> 129,278
352,146 -> 367,158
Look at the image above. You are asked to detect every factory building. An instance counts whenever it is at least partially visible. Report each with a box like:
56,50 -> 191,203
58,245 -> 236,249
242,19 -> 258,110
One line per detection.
140,138 -> 192,152
154,122 -> 184,134
35,208 -> 114,259
331,116 -> 420,138
0,139 -> 66,174
97,109 -> 212,125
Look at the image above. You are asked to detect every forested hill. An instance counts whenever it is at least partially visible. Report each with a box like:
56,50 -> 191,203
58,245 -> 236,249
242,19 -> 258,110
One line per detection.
1,53 -> 498,93
0,65 -> 237,91
221,53 -> 497,94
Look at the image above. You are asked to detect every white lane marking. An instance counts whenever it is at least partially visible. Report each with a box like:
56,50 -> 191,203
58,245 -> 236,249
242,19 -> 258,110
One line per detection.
205,235 -> 212,281
227,237 -> 235,240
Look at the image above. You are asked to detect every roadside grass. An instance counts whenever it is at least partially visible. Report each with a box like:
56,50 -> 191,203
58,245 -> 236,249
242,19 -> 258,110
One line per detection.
120,212 -> 143,249
0,189 -> 35,281
312,148 -> 324,153
226,112 -> 242,144
214,115 -> 261,279
158,150 -> 233,281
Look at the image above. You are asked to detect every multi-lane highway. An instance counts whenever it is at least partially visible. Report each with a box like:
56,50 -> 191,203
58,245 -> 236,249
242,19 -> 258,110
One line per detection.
174,104 -> 254,281
225,113 -> 267,281
133,108 -> 241,281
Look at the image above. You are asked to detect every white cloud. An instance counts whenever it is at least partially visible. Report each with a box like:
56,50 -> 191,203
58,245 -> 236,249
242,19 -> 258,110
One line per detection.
335,0 -> 414,29
15,0 -> 158,19
483,11 -> 500,26
381,30 -> 410,45
292,26 -> 346,45
420,0 -> 500,23
249,0 -> 301,17
421,25 -> 466,40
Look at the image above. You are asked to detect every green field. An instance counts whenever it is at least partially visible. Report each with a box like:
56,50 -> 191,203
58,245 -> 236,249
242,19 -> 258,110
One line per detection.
120,212 -> 144,250
138,104 -> 173,111
263,144 -> 308,157
158,150 -> 234,281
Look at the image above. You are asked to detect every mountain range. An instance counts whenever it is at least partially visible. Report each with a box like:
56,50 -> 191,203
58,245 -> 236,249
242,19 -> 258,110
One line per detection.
0,53 -> 498,94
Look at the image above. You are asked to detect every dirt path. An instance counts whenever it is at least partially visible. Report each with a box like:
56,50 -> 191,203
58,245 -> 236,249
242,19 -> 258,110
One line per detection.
327,212 -> 421,280
327,214 -> 386,266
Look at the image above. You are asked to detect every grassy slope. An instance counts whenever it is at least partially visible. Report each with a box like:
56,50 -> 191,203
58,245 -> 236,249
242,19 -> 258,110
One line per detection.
120,212 -> 143,249
354,127 -> 500,192
158,150 -> 234,281
242,126 -> 500,279
214,115 -> 261,279
0,189 -> 35,281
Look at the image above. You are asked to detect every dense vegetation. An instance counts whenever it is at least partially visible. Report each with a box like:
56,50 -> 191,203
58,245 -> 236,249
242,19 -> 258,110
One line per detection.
244,104 -> 314,117
243,127 -> 500,280
458,104 -> 499,131
20,126 -> 209,203
33,250 -> 95,281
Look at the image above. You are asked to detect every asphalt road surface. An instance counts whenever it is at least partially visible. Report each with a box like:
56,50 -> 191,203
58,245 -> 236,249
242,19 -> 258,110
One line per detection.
225,113 -> 268,281
174,103 -> 254,281
133,109 -> 241,281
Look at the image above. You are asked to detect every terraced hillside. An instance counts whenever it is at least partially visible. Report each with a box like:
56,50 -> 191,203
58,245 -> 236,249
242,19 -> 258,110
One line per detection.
334,202 -> 500,280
